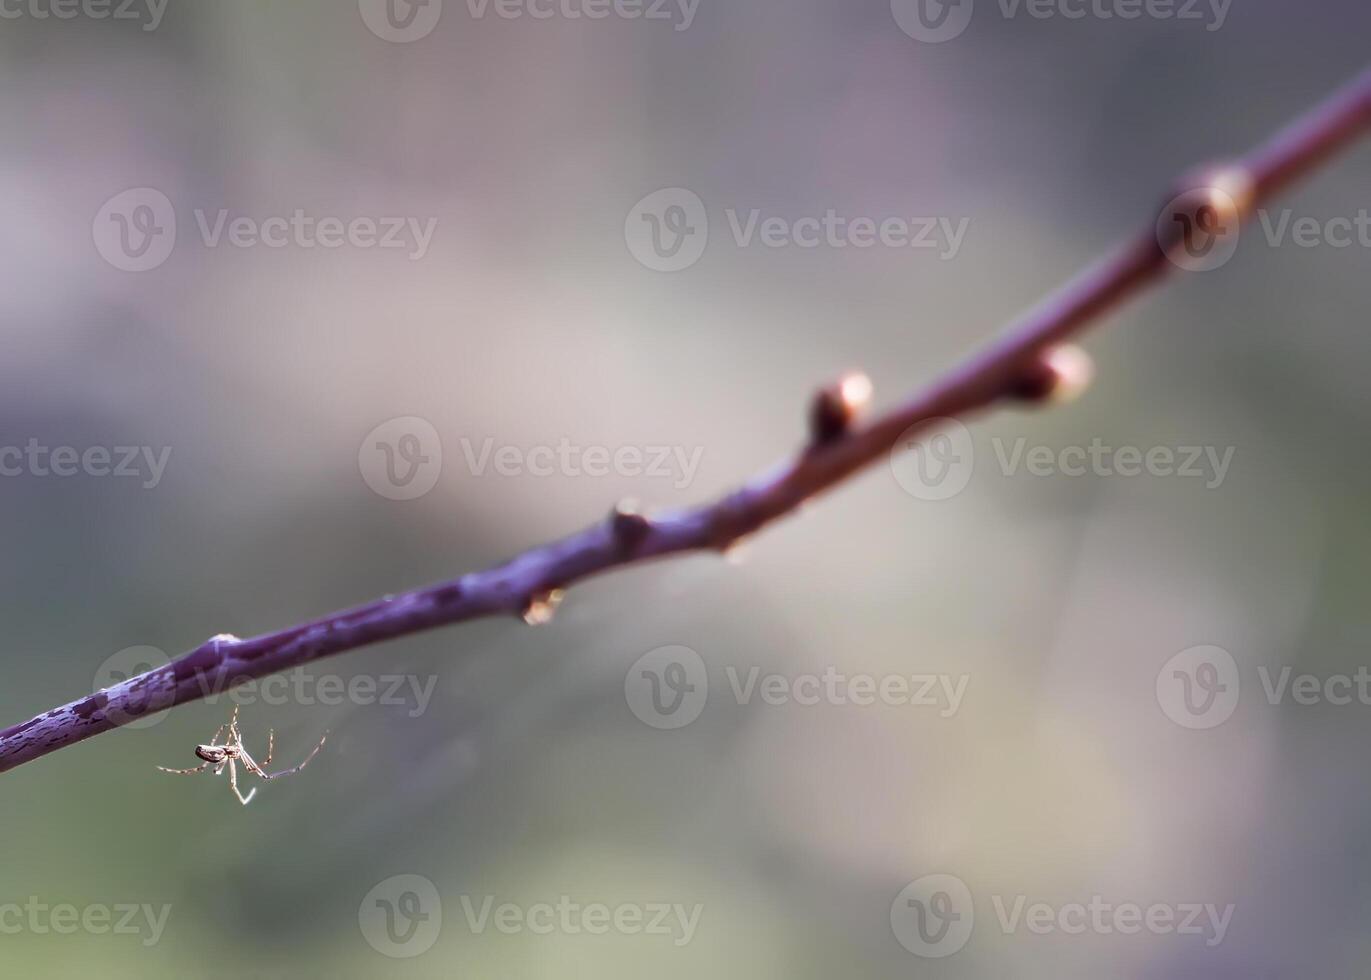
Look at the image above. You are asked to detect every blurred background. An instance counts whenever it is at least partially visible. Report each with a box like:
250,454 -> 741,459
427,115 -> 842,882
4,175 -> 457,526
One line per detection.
1,0 -> 1369,976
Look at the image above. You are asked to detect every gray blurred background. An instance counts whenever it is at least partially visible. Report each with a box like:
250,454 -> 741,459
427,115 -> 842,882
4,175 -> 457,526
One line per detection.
1,0 -> 1369,976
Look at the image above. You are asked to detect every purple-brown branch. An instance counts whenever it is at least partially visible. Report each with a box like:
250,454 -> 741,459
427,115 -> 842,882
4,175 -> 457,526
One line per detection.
3,67 -> 1369,775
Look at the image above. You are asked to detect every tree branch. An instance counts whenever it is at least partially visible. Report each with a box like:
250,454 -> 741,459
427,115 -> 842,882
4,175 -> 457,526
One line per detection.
3,67 -> 1369,775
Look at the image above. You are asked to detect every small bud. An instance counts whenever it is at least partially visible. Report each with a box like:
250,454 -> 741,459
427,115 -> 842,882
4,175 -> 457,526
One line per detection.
1198,165 -> 1256,222
1156,164 -> 1255,272
610,499 -> 652,551
809,372 -> 873,446
521,589 -> 565,626
1009,345 -> 1095,405
722,538 -> 751,565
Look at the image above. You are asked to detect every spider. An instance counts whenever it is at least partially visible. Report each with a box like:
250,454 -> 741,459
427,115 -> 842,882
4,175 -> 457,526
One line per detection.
157,705 -> 327,805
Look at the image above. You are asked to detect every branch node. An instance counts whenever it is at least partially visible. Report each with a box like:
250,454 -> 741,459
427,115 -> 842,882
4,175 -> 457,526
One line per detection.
1008,345 -> 1096,406
609,500 -> 652,552
1157,162 -> 1257,257
4,68 -> 1368,776
721,538 -> 752,566
521,589 -> 565,626
808,372 -> 873,447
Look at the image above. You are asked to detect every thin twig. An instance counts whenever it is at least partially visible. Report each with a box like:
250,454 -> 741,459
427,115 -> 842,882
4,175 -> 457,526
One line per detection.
2,67 -> 1368,775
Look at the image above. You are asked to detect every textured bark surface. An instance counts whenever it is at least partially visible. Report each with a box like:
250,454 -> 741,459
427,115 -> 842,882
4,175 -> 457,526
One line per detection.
2,67 -> 1368,776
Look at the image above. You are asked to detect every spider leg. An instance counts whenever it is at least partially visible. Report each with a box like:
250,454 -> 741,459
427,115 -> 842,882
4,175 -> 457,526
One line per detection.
228,759 -> 256,805
157,761 -> 215,776
250,731 -> 327,780
237,730 -> 277,777
207,724 -> 225,746
237,746 -> 265,779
